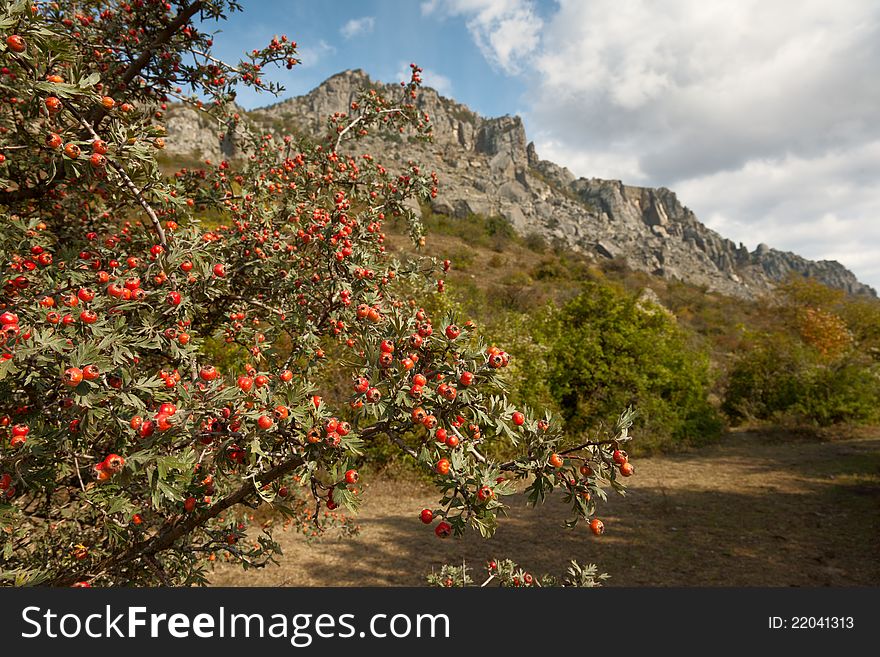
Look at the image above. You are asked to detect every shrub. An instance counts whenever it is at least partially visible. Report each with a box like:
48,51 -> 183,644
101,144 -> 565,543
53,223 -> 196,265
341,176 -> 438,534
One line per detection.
723,279 -> 880,426
723,333 -> 880,426
0,0 -> 638,586
534,283 -> 723,450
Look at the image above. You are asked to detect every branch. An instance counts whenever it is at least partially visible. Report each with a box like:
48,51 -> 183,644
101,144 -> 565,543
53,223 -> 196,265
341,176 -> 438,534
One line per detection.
559,439 -> 618,456
391,435 -> 420,461
87,1 -> 205,127
233,296 -> 284,316
49,452 -> 304,587
334,108 -> 402,153
67,101 -> 167,246
111,162 -> 167,246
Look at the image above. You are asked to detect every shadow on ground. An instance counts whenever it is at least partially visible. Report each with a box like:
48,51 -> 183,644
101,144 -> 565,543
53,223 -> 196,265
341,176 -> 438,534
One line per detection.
210,432 -> 880,587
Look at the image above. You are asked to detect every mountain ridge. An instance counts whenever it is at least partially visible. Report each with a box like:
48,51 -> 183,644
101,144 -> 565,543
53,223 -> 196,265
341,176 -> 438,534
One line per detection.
163,69 -> 876,299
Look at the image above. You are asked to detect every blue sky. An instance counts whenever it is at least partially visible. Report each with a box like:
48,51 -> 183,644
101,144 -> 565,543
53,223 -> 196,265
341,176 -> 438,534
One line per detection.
204,0 -> 537,118
201,1 -> 880,293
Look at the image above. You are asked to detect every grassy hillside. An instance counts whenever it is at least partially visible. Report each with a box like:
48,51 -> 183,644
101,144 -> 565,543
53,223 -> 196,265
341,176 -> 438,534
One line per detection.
158,146 -> 880,454
383,205 -> 880,453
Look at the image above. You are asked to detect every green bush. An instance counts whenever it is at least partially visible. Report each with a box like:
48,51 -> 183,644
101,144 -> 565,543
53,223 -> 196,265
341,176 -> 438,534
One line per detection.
723,332 -> 880,426
723,280 -> 880,427
533,283 -> 723,450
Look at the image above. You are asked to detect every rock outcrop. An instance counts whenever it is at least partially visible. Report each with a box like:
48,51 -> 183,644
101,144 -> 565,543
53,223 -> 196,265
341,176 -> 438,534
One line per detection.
163,69 -> 875,299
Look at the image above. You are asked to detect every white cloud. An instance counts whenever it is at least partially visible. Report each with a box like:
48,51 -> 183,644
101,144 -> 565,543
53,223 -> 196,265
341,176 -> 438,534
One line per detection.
421,0 -> 543,74
296,40 -> 336,68
423,0 -> 880,288
340,16 -> 375,39
675,141 -> 880,289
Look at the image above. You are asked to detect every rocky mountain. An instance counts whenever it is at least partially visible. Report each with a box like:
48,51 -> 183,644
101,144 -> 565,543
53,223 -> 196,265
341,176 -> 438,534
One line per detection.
163,69 -> 875,299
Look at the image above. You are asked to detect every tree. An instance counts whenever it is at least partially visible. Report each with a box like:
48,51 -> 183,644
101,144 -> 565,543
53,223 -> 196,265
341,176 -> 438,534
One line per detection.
534,283 -> 722,450
0,0 -> 634,587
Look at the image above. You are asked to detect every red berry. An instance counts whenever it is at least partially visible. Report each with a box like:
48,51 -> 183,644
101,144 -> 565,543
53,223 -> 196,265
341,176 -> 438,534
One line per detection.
445,324 -> 460,340
459,371 -> 474,386
477,485 -> 494,502
590,518 -> 605,536
158,402 -> 177,416
166,291 -> 182,306
199,365 -> 218,381
63,367 -> 84,386
435,521 -> 452,538
419,508 -> 433,524
435,458 -> 450,475
512,411 -> 525,426
6,35 -> 26,53
237,375 -> 253,392
257,415 -> 273,430
344,469 -> 358,485
103,454 -> 125,473
139,420 -> 155,439
184,496 -> 197,512
212,263 -> 226,277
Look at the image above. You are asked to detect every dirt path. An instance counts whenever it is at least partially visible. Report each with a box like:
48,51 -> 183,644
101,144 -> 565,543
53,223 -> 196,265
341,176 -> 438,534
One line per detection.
210,429 -> 880,587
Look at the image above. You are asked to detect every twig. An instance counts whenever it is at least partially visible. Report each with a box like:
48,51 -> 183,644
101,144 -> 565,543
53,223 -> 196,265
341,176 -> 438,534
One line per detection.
144,554 -> 171,587
73,456 -> 86,492
66,101 -> 167,246
334,108 -> 402,153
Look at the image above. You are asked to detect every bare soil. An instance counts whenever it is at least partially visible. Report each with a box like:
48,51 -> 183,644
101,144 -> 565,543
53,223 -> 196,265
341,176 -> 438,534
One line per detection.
210,428 -> 880,587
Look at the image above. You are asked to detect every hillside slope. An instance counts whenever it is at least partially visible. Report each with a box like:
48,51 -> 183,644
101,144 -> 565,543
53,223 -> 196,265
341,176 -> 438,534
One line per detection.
164,70 -> 875,299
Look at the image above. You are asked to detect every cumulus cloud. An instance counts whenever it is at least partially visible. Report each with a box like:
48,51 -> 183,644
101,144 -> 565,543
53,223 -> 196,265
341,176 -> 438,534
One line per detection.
296,40 -> 336,68
530,0 -> 880,181
676,140 -> 880,288
421,0 -> 543,74
429,0 -> 880,288
340,16 -> 375,39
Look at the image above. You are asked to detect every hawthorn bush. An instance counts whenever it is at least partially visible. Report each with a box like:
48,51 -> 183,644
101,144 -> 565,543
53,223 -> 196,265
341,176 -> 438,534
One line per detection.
0,0 -> 635,586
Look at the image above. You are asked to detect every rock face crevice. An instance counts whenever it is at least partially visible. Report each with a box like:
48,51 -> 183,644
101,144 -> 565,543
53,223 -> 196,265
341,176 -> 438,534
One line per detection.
163,69 -> 875,299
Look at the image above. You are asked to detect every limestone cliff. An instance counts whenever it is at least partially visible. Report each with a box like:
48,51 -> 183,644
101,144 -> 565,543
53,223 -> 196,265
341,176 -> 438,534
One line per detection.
163,69 -> 875,299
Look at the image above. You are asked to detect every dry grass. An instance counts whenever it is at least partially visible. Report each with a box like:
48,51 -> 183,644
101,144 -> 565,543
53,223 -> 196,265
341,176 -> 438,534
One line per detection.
209,428 -> 880,587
